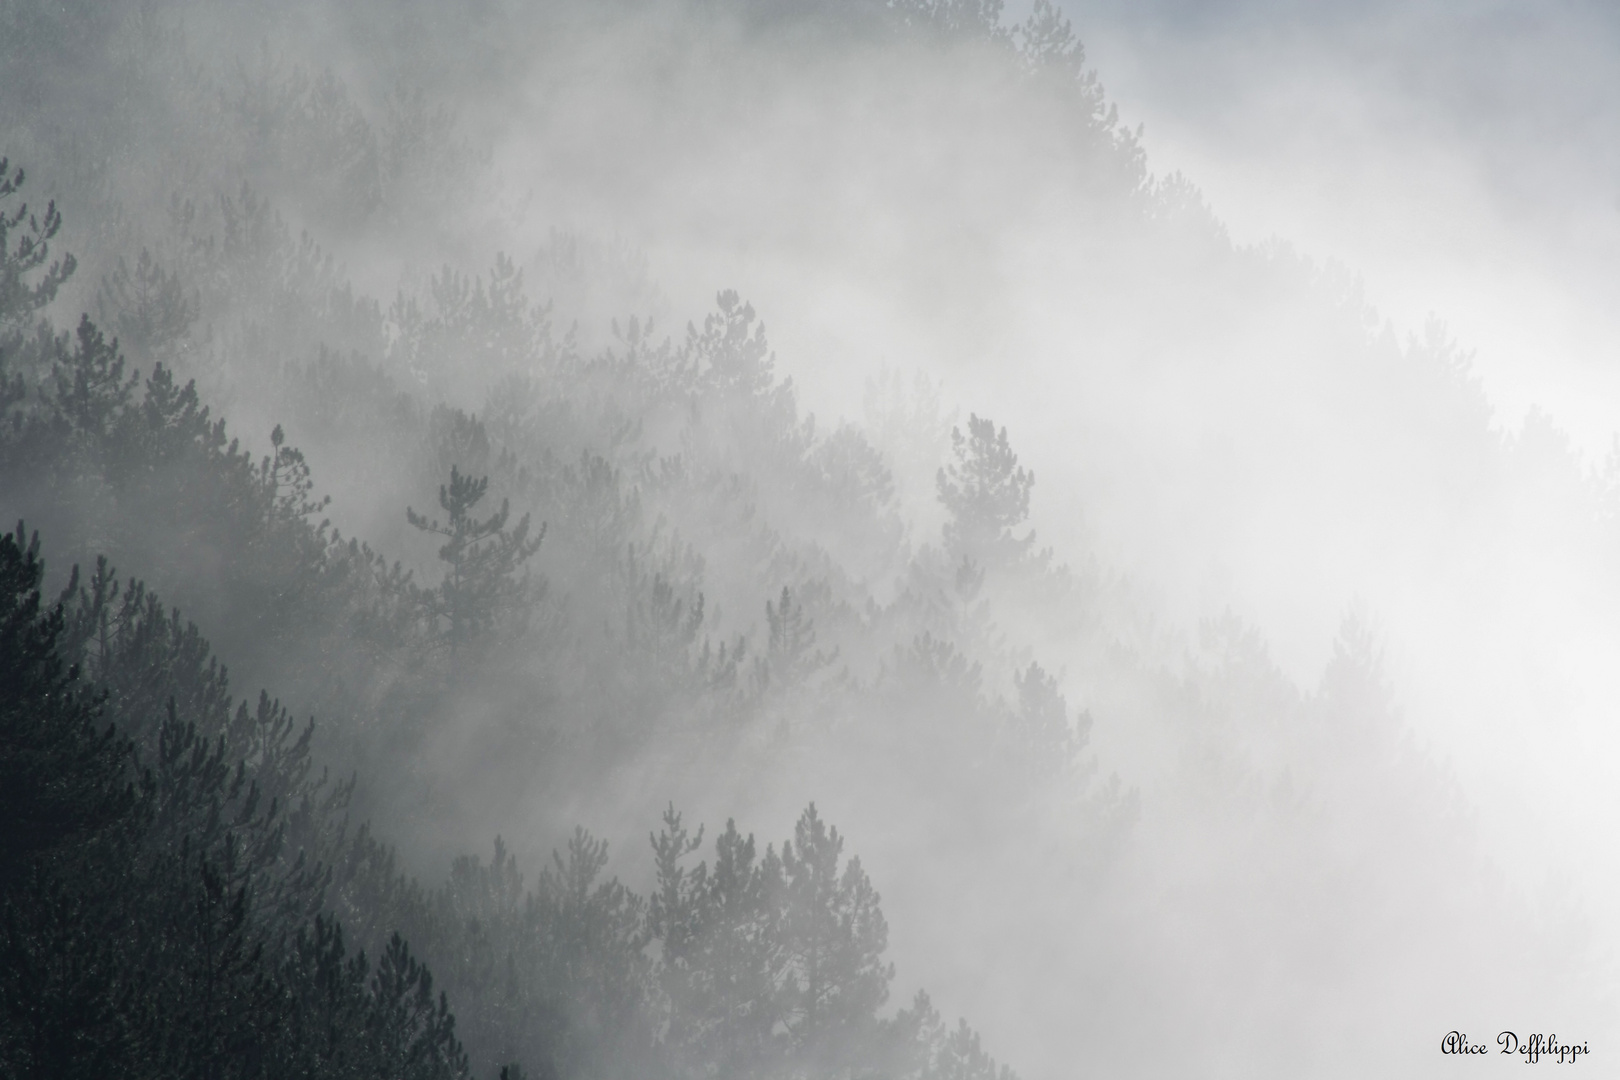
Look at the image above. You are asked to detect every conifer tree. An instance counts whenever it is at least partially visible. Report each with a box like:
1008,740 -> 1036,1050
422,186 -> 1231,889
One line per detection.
94,249 -> 198,364
0,523 -> 132,881
936,415 -> 1034,569
762,585 -> 836,690
700,820 -> 782,1078
1008,661 -> 1082,781
407,466 -> 543,654
0,160 -> 75,328
1,527 -> 474,1080
776,804 -> 893,1067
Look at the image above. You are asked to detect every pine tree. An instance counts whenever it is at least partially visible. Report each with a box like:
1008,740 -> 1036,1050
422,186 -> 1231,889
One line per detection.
649,809 -> 780,1080
0,160 -> 75,328
526,828 -> 652,1080
94,249 -> 198,364
366,934 -> 470,1080
1007,661 -> 1082,781
1,527 -> 475,1080
407,466 -> 543,655
936,415 -> 1034,570
761,585 -> 836,690
0,523 -> 133,882
776,804 -> 893,1068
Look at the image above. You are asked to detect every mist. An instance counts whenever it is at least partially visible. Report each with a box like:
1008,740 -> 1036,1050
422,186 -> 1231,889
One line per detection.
1,1 -> 1612,1077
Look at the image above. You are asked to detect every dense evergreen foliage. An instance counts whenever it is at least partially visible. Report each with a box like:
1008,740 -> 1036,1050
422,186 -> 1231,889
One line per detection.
0,524 -> 469,1078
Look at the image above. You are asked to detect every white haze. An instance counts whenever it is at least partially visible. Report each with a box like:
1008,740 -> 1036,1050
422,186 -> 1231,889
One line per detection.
10,0 -> 1616,1076
1079,0 -> 1620,453
239,0 -> 1614,1070
1073,0 -> 1620,971
453,6 -> 1620,1070
470,5 -> 1616,1070
449,0 -> 1618,927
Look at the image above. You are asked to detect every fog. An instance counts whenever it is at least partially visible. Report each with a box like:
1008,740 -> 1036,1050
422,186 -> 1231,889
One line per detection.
1,0 -> 1613,1077
1061,0 -> 1620,976
1081,0 -> 1620,444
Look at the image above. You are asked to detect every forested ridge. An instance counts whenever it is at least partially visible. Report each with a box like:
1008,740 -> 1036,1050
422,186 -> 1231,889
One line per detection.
2,0 -> 1613,1077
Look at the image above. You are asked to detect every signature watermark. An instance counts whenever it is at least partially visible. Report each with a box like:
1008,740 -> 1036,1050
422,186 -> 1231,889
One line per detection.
1442,1031 -> 1589,1064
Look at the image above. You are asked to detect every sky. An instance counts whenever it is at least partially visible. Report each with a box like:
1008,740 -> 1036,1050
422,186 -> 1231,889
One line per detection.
1068,0 -> 1620,458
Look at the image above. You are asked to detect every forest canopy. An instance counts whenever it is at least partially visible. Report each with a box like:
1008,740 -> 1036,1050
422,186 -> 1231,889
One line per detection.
1,1 -> 1613,1078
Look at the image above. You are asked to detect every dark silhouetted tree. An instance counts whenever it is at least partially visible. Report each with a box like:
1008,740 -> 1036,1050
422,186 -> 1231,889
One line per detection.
0,523 -> 132,882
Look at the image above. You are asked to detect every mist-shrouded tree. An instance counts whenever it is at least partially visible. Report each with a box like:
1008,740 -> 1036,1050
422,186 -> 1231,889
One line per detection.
0,526 -> 479,1080
1007,660 -> 1083,782
94,248 -> 199,365
647,806 -> 714,1070
936,414 -> 1034,571
646,803 -> 1019,1080
429,838 -> 531,1079
0,503 -> 1021,1080
392,256 -> 558,402
49,316 -> 139,459
776,803 -> 894,1068
689,818 -> 782,1076
0,160 -> 75,330
0,523 -> 132,882
758,584 -> 838,693
650,808 -> 780,1080
407,465 -> 544,655
528,827 -> 654,1080
364,933 -> 472,1080
887,0 -> 1008,39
